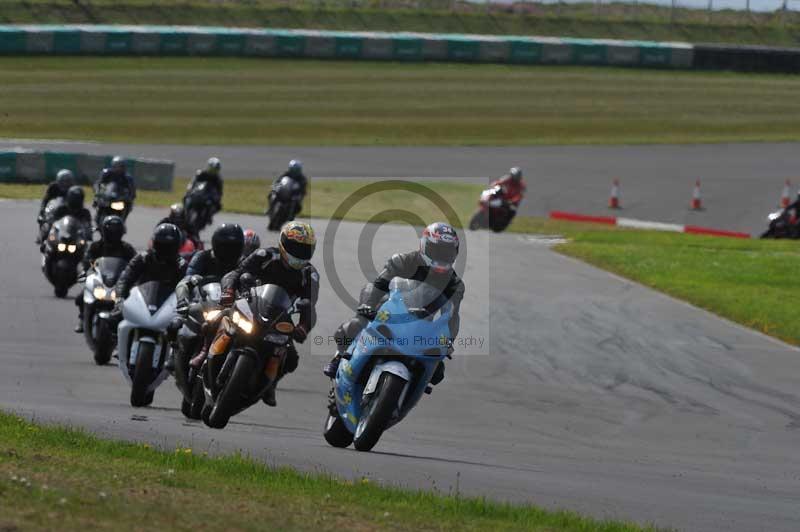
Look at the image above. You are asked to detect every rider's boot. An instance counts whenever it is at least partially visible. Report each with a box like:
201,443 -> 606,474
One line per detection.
74,316 -> 84,334
430,361 -> 445,386
262,385 -> 277,407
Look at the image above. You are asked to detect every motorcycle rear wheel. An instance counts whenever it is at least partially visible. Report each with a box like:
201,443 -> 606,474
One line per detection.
353,373 -> 406,452
323,412 -> 353,448
208,354 -> 255,429
468,211 -> 486,231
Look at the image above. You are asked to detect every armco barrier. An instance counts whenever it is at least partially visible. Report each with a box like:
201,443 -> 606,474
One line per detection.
0,25 -> 696,69
0,149 -> 174,191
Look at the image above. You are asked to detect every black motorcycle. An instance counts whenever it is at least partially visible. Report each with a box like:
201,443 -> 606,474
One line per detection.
761,208 -> 800,239
266,176 -> 302,231
201,284 -> 300,429
173,278 -> 223,420
81,257 -> 127,365
42,216 -> 89,298
469,185 -> 516,233
184,182 -> 215,234
94,181 -> 133,226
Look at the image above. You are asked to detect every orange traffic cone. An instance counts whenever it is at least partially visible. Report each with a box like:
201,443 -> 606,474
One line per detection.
780,180 -> 791,208
608,179 -> 620,209
690,179 -> 702,210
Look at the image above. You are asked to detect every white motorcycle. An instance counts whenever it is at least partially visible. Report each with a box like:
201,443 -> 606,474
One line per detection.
117,280 -> 177,407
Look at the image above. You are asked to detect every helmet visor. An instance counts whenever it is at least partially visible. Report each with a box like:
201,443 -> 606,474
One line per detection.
423,240 -> 458,266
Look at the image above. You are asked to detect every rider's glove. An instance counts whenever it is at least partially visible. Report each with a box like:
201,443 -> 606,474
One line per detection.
220,288 -> 235,307
356,304 -> 376,321
292,324 -> 308,343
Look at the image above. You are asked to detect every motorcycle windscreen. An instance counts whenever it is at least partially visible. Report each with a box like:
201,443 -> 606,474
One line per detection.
52,215 -> 81,242
389,278 -> 452,320
254,284 -> 293,321
200,282 -> 222,302
136,280 -> 174,312
95,257 -> 128,286
275,176 -> 297,200
186,182 -> 209,205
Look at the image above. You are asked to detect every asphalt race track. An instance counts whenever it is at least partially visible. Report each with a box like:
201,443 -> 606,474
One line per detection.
2,200 -> 800,532
2,139 -> 800,235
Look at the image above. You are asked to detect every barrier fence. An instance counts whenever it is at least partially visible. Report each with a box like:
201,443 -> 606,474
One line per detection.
0,149 -> 174,191
0,24 -> 796,72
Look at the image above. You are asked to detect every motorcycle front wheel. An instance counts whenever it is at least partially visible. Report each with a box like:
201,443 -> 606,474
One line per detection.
130,342 -> 155,407
93,316 -> 114,366
207,354 -> 255,429
353,373 -> 406,452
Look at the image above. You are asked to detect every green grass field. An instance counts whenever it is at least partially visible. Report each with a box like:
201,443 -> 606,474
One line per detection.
0,411 -> 655,532
2,0 -> 799,47
2,57 -> 800,145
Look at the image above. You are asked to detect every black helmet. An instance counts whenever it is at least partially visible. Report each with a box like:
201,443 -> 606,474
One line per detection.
100,215 -> 126,245
242,229 -> 261,258
211,223 -> 244,269
420,222 -> 459,275
56,169 -> 75,192
66,186 -> 84,211
167,203 -> 186,226
152,223 -> 182,263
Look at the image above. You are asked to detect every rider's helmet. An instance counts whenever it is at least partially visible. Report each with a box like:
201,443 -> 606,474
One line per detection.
152,223 -> 182,264
509,167 -> 523,182
279,221 -> 316,270
100,215 -> 126,245
206,157 -> 221,176
211,223 -> 244,270
55,169 -> 75,192
110,156 -> 126,173
167,203 -> 186,227
242,229 -> 261,258
287,159 -> 303,178
420,222 -> 459,275
66,186 -> 85,211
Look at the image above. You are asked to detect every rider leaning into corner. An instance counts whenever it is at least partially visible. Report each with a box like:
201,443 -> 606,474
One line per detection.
95,156 -> 136,200
492,166 -> 527,217
269,159 -> 309,214
172,223 -> 245,372
186,157 -> 224,218
73,215 -> 137,333
37,169 -> 75,226
217,221 -> 320,407
324,222 -> 465,387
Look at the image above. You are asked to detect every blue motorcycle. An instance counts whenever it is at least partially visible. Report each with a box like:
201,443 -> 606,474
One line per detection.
324,279 -> 452,451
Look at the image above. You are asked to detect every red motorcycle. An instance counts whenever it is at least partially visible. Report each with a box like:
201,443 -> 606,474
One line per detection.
469,185 -> 516,233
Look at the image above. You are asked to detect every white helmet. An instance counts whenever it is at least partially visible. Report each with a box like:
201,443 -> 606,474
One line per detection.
207,157 -> 221,174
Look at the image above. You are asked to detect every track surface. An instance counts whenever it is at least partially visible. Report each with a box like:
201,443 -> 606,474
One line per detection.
2,200 -> 800,531
2,139 -> 799,235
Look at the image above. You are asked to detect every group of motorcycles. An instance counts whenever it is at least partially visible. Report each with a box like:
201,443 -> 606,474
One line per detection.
37,171 -> 462,452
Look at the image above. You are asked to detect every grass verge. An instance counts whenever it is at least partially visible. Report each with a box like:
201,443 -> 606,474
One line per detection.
0,411 -> 654,531
1,0 -> 799,47
3,57 -> 800,145
5,180 -> 798,344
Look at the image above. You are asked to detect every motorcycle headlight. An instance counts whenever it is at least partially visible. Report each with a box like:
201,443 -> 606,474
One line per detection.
57,243 -> 67,252
264,333 -> 289,345
231,311 -> 253,334
67,244 -> 77,253
93,286 -> 108,300
203,309 -> 221,322
110,201 -> 125,211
